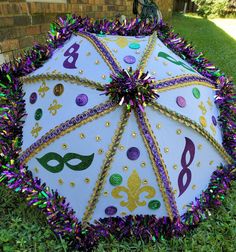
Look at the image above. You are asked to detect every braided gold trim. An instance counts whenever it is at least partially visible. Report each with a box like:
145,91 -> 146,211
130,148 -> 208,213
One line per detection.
150,102 -> 233,164
137,31 -> 157,71
77,32 -> 122,73
82,109 -> 130,225
153,74 -> 213,85
156,81 -> 214,92
135,111 -> 177,220
21,73 -> 104,90
21,102 -> 117,165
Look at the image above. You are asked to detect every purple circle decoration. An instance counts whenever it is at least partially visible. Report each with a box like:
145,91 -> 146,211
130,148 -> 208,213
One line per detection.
123,55 -> 136,64
127,147 -> 140,160
212,115 -> 217,126
76,94 -> 88,106
105,206 -> 117,216
30,92 -> 37,104
176,96 -> 186,108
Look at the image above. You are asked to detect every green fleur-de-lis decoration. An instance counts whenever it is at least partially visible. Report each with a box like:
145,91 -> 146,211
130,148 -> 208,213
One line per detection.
48,99 -> 62,116
36,152 -> 94,173
31,123 -> 42,138
112,170 -> 156,211
38,80 -> 49,98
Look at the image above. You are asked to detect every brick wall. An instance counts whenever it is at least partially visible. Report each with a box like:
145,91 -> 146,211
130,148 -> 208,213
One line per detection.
0,0 -> 173,64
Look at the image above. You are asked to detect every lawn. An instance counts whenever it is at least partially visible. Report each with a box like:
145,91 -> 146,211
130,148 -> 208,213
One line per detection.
0,14 -> 235,252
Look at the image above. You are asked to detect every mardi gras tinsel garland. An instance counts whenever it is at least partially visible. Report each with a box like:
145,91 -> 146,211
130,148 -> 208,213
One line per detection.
0,15 -> 235,251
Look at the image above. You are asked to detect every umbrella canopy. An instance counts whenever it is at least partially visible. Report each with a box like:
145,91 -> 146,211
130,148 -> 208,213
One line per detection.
1,16 -> 235,250
20,29 -> 232,223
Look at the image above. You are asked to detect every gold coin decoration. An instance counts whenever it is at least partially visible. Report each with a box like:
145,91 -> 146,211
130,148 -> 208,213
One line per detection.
199,116 -> 207,127
53,83 -> 64,96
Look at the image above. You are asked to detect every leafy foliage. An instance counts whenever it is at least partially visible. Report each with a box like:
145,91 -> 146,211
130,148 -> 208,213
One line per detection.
193,0 -> 236,17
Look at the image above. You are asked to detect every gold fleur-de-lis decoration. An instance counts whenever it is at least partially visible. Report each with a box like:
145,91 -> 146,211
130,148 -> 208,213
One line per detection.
48,99 -> 62,116
31,123 -> 42,138
38,81 -> 49,98
111,170 -> 156,211
103,37 -> 145,48
210,123 -> 216,135
198,101 -> 207,115
207,97 -> 213,109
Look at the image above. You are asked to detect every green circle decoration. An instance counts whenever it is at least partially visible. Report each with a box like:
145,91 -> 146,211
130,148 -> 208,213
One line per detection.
35,108 -> 43,121
109,174 -> 123,186
192,87 -> 200,99
148,200 -> 161,210
129,43 -> 140,49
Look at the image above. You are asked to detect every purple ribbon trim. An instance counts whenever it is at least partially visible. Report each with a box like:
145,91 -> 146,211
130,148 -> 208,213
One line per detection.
136,108 -> 179,217
78,31 -> 121,73
19,101 -> 115,163
154,75 -> 216,89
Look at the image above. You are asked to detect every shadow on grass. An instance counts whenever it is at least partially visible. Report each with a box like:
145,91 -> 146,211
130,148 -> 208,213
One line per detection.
169,14 -> 236,82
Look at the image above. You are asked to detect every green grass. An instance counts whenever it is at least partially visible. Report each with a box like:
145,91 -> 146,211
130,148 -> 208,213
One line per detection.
169,14 -> 236,82
1,14 -> 236,251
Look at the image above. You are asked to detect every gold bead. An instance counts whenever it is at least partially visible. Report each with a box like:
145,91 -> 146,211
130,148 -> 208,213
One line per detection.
70,182 -> 75,187
154,56 -> 159,61
80,133 -> 86,139
176,129 -> 182,135
131,131 -> 137,138
209,160 -> 214,165
119,145 -> 125,151
121,212 -> 127,216
34,167 -> 39,173
156,123 -> 161,129
173,164 -> 178,170
123,166 -> 128,171
98,148 -> 104,154
192,185 -> 196,190
58,178 -> 64,185
96,136 -> 101,142
198,144 -> 202,150
84,178 -> 90,184
167,71 -> 172,76
173,189 -> 177,195
95,60 -> 100,65
62,143 -> 68,149
197,161 -> 201,167
105,121 -> 111,127
79,70 -> 84,74
141,162 -> 146,168
182,204 -> 187,209
86,52 -> 91,56
113,49 -> 118,53
163,61 -> 168,66
142,179 -> 148,185
103,191 -> 109,196
164,147 -> 169,153
102,74 -> 106,79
